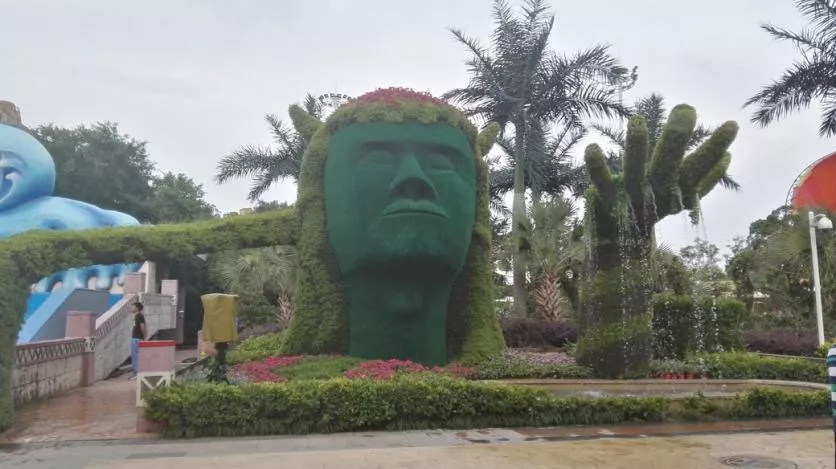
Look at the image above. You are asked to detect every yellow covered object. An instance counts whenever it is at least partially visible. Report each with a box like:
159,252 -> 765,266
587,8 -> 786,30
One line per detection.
201,293 -> 239,343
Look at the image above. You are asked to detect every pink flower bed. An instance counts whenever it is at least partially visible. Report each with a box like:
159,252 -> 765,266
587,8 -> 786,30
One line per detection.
231,355 -> 303,383
342,359 -> 474,380
230,356 -> 474,383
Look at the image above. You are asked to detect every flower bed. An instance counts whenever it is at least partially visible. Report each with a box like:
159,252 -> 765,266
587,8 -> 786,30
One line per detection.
144,374 -> 829,438
230,355 -> 473,383
472,349 -> 590,379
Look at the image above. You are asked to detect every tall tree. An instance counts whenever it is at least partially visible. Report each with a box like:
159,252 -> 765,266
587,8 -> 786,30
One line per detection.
745,0 -> 836,136
726,206 -> 835,327
679,238 -> 726,283
489,120 -> 587,204
32,122 -> 157,221
446,0 -> 632,316
148,172 -> 217,223
215,93 -> 351,201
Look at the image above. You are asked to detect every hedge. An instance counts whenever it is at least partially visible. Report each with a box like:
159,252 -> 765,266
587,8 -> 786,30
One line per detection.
499,318 -> 577,349
652,294 -> 747,359
743,328 -> 818,356
0,209 -> 299,432
143,374 -> 828,438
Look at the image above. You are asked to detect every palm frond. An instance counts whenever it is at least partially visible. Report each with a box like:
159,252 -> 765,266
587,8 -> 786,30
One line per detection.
590,123 -> 625,148
718,173 -> 742,192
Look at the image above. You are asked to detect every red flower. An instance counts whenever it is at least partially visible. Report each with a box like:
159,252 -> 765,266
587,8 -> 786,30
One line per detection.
353,87 -> 448,107
231,355 -> 303,383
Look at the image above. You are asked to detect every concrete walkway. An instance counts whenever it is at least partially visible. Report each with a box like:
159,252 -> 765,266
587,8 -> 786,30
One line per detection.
0,428 -> 832,468
2,349 -> 198,443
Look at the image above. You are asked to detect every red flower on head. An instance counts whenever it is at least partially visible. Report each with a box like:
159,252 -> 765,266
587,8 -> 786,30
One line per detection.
353,87 -> 448,107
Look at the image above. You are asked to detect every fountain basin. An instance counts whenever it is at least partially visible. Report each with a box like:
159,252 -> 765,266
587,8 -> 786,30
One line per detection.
496,379 -> 827,399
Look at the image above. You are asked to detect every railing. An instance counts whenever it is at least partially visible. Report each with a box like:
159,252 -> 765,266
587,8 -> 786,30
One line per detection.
93,294 -> 137,381
12,338 -> 89,405
12,273 -> 180,406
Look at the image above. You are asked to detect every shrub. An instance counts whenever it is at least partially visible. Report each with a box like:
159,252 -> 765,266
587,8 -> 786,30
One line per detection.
652,295 -> 747,359
499,318 -> 577,349
814,339 -> 836,358
228,331 -> 286,364
472,350 -> 591,380
143,374 -> 828,438
650,353 -> 827,383
743,328 -> 818,356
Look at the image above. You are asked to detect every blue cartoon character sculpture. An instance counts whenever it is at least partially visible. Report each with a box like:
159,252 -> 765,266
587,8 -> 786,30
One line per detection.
0,101 -> 141,315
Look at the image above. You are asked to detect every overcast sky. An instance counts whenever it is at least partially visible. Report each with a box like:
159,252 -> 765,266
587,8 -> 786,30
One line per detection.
2,0 -> 834,254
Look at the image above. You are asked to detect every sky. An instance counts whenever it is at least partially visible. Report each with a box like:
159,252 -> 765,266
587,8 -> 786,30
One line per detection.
1,0 -> 834,255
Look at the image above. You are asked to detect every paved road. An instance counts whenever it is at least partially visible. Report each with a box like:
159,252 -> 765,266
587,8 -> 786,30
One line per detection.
0,428 -> 831,469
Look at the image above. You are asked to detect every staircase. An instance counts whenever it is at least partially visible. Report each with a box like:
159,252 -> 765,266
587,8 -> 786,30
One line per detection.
12,272 -> 181,404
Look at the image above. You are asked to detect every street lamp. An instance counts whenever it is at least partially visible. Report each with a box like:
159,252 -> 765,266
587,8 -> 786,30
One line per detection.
809,211 -> 833,345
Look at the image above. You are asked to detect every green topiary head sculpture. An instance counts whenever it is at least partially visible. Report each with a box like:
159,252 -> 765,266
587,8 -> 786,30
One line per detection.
281,88 -> 504,365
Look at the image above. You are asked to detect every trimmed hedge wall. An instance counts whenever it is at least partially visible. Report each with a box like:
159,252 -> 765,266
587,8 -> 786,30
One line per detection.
743,328 -> 819,357
652,294 -> 747,359
499,318 -> 577,349
143,375 -> 828,438
0,209 -> 299,432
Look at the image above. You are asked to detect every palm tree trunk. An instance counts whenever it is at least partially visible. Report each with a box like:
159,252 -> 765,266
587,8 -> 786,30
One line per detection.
511,120 -> 528,317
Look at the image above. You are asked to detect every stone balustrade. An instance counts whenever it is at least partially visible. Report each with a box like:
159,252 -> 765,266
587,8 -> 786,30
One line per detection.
12,272 -> 180,406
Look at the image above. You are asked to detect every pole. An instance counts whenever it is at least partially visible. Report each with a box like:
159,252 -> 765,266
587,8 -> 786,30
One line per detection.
810,211 -> 826,346
827,346 -> 836,464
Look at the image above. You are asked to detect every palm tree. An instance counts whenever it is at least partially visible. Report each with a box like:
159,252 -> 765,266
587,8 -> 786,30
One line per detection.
490,120 -> 587,204
745,0 -> 836,137
215,93 -> 351,201
527,197 -> 584,320
445,0 -> 632,316
212,246 -> 299,325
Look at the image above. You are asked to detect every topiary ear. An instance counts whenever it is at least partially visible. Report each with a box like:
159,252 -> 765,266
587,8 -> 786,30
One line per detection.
476,122 -> 500,158
288,105 -> 323,143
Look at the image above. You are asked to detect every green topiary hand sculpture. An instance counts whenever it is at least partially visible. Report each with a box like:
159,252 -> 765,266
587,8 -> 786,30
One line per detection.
579,104 -> 738,378
280,88 -> 505,366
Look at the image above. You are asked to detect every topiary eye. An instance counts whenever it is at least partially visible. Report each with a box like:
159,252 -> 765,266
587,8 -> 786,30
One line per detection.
423,152 -> 455,171
360,149 -> 397,166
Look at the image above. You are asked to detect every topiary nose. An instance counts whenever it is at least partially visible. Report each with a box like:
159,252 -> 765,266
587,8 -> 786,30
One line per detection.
388,154 -> 438,201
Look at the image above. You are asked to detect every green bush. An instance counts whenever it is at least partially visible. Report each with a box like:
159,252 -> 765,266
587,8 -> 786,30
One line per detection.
0,209 -> 299,433
695,352 -> 826,383
472,353 -> 591,380
649,352 -> 827,383
652,295 -> 747,359
229,331 -> 287,365
143,374 -> 828,438
815,340 -> 836,358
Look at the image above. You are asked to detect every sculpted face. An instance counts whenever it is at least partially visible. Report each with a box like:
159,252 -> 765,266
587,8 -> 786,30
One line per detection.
324,121 -> 477,275
0,124 -> 56,210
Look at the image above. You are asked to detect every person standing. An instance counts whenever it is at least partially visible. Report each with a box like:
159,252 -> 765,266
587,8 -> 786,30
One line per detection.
130,302 -> 147,380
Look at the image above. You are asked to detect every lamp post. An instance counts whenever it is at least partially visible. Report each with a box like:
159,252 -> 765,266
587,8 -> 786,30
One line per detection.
809,211 -> 833,346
